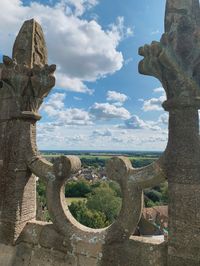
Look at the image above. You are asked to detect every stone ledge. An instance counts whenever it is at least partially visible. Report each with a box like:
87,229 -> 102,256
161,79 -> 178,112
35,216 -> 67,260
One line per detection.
131,235 -> 165,245
9,221 -> 167,266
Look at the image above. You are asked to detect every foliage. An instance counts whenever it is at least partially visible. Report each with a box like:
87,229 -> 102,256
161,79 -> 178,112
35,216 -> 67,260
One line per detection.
81,157 -> 105,167
36,179 -> 51,222
64,179 -> 121,198
144,182 -> 168,207
68,182 -> 122,228
131,159 -> 155,168
69,201 -> 109,228
108,181 -> 121,197
37,179 -> 46,206
145,189 -> 162,203
86,182 -> 122,223
65,179 -> 92,197
80,157 -> 156,168
160,182 -> 168,204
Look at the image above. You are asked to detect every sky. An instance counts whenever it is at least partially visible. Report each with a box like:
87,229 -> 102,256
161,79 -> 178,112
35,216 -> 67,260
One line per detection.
0,0 -> 168,151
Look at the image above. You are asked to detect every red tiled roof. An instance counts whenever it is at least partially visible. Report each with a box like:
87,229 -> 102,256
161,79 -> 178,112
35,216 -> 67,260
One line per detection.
143,206 -> 168,221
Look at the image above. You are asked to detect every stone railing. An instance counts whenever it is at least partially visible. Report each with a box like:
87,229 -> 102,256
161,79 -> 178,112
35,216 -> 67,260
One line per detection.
28,155 -> 167,266
21,156 -> 168,265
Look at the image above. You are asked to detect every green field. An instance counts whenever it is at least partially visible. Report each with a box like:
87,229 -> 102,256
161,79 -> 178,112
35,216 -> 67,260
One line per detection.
41,151 -> 159,168
42,154 -> 158,161
79,155 -> 156,160
66,197 -> 86,206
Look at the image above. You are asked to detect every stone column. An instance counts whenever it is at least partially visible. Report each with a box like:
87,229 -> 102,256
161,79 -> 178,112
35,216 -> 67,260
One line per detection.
0,19 -> 56,244
165,107 -> 200,265
0,121 -> 37,244
139,0 -> 200,264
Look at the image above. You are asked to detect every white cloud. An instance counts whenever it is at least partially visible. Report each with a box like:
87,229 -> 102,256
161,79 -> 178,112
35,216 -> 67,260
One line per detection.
58,108 -> 93,125
106,90 -> 128,104
37,122 -> 167,151
37,122 -> 88,147
142,96 -> 165,111
124,57 -> 133,66
56,73 -> 93,94
90,102 -> 131,120
112,102 -> 124,107
42,94 -> 131,124
111,137 -> 123,143
138,135 -> 167,145
151,29 -> 160,35
91,129 -> 112,137
74,96 -> 82,101
123,115 -> 161,131
153,87 -> 165,93
142,87 -> 166,112
124,115 -> 147,129
0,0 -> 132,93
71,135 -> 85,142
41,92 -> 93,125
66,0 -> 98,16
41,93 -> 65,116
109,16 -> 134,44
158,113 -> 168,125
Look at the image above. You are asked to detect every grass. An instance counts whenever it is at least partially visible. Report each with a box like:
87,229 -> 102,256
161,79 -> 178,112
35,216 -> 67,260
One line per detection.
66,197 -> 86,206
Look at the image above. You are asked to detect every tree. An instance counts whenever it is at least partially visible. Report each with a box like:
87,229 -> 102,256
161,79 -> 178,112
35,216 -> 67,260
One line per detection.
37,178 -> 46,206
69,201 -> 109,228
144,182 -> 169,207
68,182 -> 122,228
65,179 -> 91,197
160,182 -> 168,204
86,183 -> 122,223
108,180 -> 121,197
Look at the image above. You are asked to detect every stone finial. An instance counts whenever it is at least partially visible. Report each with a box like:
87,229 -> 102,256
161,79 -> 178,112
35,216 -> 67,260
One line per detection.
0,19 -> 56,120
12,19 -> 48,67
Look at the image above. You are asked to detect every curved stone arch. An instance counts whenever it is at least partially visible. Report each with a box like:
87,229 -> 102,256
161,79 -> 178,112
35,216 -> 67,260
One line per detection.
27,151 -> 166,246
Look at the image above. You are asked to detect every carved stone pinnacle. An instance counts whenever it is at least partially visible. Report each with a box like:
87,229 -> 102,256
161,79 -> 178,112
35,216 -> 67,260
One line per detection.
12,19 -> 48,67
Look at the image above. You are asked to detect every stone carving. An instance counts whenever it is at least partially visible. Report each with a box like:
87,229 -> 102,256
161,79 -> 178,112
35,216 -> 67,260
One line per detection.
138,0 -> 200,265
0,19 -> 56,120
0,19 -> 57,244
139,0 -> 200,109
13,19 -> 48,67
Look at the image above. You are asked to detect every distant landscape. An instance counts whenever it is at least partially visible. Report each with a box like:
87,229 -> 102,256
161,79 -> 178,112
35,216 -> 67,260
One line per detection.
41,150 -> 162,168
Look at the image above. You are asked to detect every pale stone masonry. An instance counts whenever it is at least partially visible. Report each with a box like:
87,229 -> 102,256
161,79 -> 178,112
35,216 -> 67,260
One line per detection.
139,0 -> 200,265
0,1 -> 200,265
0,19 -> 56,245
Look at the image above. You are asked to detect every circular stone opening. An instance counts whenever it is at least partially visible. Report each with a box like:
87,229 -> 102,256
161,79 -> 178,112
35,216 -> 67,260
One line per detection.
65,177 -> 122,229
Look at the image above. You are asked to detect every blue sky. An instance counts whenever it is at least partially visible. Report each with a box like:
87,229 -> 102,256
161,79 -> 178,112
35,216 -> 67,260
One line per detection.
0,0 -> 168,151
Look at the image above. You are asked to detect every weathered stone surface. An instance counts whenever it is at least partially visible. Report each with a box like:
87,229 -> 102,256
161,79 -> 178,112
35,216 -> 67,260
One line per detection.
0,244 -> 17,266
13,19 -> 48,68
139,0 -> 200,265
12,242 -> 76,266
0,233 -> 166,266
100,237 -> 167,266
0,19 -> 56,244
